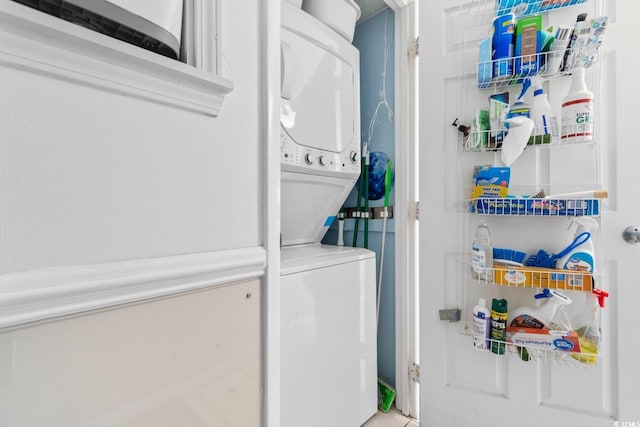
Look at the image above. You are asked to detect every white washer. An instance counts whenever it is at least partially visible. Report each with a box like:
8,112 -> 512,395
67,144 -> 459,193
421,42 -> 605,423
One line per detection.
280,1 -> 361,246
280,244 -> 378,427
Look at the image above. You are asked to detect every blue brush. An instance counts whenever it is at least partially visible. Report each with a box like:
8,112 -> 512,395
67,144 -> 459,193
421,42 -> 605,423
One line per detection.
524,231 -> 591,268
493,247 -> 527,265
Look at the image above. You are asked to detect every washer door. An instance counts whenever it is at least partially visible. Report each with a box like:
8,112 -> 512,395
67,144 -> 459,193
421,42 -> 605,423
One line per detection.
281,28 -> 356,154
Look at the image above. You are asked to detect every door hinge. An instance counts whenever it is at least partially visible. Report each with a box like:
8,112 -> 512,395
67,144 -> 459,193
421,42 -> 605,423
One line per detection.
409,361 -> 420,384
415,201 -> 420,221
408,36 -> 419,59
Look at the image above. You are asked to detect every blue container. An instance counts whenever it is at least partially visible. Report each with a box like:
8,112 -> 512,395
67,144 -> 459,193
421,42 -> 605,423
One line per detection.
492,13 -> 515,78
478,37 -> 492,87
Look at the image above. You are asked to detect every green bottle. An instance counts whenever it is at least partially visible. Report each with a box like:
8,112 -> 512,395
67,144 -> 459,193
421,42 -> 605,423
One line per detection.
490,298 -> 508,355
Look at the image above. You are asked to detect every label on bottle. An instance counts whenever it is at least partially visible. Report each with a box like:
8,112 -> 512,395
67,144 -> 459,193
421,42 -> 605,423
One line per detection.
561,98 -> 593,142
471,247 -> 486,274
561,252 -> 594,272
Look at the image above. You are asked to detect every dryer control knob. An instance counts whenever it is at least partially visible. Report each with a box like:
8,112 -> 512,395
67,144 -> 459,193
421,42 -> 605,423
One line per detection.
318,155 -> 327,166
304,153 -> 316,165
350,151 -> 359,163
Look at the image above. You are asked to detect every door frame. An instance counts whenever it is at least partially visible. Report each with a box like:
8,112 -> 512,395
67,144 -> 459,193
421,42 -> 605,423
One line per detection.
263,1 -> 281,427
384,0 -> 418,418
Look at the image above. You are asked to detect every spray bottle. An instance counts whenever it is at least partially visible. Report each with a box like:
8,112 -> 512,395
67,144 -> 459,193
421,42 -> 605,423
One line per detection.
561,65 -> 593,143
509,289 -> 572,329
572,288 -> 608,364
529,76 -> 559,144
555,217 -> 598,272
509,289 -> 572,361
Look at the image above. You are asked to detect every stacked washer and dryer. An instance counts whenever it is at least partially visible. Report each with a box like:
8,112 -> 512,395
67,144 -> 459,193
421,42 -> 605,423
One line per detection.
279,1 -> 378,426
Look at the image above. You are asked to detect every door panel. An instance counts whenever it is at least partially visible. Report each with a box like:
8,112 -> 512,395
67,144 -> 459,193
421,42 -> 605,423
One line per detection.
419,0 -> 638,425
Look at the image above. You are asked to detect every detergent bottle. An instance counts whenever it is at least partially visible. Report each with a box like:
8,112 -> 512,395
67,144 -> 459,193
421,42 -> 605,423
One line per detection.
555,217 -> 598,272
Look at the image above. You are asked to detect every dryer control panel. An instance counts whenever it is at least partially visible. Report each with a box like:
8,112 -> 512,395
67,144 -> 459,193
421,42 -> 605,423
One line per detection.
281,130 -> 361,178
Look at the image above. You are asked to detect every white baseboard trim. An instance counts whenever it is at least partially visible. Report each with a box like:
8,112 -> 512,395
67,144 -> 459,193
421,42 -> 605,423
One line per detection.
0,247 -> 266,330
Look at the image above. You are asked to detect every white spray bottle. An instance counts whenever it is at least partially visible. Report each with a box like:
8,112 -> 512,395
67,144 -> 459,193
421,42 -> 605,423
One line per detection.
561,65 -> 593,143
509,289 -> 572,330
508,289 -> 573,361
529,76 -> 559,144
555,217 -> 598,272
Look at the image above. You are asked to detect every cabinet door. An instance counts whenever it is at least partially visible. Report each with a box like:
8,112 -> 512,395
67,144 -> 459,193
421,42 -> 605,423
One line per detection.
419,1 -> 639,426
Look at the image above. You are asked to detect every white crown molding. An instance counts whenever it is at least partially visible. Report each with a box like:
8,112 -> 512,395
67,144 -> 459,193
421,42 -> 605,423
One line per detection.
0,1 -> 233,116
0,247 -> 266,330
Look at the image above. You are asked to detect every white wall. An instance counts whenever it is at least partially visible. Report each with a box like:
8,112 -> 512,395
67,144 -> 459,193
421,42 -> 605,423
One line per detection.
0,1 -> 266,424
0,0 -> 263,273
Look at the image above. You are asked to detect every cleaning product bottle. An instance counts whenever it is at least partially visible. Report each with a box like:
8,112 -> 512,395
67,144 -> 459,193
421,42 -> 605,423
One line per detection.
555,217 -> 598,272
471,221 -> 493,282
509,289 -> 572,329
561,65 -> 593,143
508,289 -> 572,360
472,298 -> 491,350
572,288 -> 608,364
490,298 -> 508,355
529,76 -> 559,144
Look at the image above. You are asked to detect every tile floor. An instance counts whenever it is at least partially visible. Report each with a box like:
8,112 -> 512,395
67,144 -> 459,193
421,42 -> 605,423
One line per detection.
362,409 -> 418,427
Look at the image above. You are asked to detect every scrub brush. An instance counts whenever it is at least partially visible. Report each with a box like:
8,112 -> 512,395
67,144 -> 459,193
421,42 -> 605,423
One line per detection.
493,248 -> 527,266
523,249 -> 554,268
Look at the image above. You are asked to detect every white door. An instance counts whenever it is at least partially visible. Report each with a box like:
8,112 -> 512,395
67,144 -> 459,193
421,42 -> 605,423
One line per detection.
419,1 -> 639,426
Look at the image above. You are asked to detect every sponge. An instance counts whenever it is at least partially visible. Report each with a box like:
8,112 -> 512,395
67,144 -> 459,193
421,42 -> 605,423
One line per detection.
378,379 -> 396,413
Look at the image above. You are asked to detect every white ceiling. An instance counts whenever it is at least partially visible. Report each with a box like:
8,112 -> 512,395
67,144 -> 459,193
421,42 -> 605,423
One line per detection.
354,0 -> 389,23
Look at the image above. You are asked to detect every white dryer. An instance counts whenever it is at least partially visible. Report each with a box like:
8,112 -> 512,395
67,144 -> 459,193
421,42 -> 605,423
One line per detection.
280,0 -> 361,246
